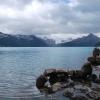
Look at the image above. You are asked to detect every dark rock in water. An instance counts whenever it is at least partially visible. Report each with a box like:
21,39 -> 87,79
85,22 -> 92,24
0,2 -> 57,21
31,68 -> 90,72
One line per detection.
36,75 -> 47,89
44,69 -> 69,85
93,48 -> 100,58
36,66 -> 94,94
88,48 -> 100,66
70,70 -> 83,81
36,47 -> 100,99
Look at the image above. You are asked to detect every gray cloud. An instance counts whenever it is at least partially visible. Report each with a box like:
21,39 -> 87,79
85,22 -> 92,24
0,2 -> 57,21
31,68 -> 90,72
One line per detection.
0,0 -> 33,9
75,0 -> 100,13
0,0 -> 100,36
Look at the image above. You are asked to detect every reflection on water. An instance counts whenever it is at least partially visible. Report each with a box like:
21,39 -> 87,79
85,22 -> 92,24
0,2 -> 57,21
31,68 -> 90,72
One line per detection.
0,47 -> 93,100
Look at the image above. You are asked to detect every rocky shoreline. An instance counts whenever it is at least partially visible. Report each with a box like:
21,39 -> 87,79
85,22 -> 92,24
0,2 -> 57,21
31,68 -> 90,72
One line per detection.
36,48 -> 100,100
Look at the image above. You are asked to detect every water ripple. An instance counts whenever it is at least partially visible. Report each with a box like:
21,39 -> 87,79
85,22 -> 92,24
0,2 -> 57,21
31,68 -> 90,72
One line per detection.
0,47 -> 93,99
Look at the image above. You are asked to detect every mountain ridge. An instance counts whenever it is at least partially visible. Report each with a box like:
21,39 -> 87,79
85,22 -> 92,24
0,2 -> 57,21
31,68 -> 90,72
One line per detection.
0,32 -> 48,47
0,32 -> 100,47
57,33 -> 100,47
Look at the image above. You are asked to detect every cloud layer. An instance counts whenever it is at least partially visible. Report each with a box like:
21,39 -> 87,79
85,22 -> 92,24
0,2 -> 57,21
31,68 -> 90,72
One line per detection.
0,0 -> 100,36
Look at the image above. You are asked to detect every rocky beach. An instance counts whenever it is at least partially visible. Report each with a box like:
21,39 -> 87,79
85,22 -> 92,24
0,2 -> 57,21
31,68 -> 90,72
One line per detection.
36,48 -> 100,100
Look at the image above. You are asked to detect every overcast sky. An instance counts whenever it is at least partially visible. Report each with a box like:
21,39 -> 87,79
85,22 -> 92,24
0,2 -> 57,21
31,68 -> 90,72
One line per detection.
0,0 -> 100,41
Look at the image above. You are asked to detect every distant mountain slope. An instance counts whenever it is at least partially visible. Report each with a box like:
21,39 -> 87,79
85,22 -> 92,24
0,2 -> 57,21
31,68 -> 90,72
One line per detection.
0,32 -> 48,47
57,34 -> 100,47
96,42 -> 100,46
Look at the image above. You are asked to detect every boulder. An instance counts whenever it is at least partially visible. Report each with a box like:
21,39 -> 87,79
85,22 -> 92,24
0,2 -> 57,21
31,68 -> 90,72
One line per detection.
36,75 -> 47,89
93,48 -> 100,58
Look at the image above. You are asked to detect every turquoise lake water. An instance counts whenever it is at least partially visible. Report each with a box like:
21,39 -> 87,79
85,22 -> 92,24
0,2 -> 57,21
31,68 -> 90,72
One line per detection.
0,47 -> 93,100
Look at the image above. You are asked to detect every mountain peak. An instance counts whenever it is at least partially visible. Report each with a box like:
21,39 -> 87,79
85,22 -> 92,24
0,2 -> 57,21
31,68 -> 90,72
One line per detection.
87,33 -> 97,38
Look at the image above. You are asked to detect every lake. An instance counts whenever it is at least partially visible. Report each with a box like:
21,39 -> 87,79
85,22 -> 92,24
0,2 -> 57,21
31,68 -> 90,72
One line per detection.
0,47 -> 93,100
